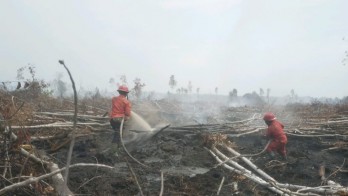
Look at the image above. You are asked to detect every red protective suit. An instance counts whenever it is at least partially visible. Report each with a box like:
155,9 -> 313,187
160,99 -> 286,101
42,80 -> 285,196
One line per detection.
266,120 -> 287,156
109,95 -> 131,119
109,94 -> 131,144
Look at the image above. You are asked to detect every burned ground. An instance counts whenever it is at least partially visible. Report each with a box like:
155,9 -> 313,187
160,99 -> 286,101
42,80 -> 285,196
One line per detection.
50,122 -> 348,195
1,92 -> 348,195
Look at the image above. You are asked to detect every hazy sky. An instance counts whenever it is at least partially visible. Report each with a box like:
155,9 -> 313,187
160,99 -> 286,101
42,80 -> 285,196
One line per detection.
1,0 -> 348,98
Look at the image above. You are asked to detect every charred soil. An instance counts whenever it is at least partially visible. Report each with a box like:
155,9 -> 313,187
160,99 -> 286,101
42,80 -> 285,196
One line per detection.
1,95 -> 348,195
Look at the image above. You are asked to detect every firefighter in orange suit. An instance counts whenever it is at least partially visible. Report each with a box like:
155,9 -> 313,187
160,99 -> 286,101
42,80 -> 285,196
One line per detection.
109,85 -> 131,144
263,112 -> 287,160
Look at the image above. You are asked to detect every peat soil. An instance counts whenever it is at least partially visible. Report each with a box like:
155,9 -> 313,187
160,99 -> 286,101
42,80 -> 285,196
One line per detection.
50,127 -> 348,195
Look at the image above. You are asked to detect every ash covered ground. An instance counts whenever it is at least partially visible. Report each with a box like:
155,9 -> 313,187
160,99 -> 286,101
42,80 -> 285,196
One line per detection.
1,94 -> 348,196
49,100 -> 348,195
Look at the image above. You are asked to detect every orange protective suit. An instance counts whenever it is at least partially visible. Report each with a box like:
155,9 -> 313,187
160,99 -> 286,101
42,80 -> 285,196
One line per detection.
266,120 -> 287,156
109,95 -> 131,119
109,94 -> 131,144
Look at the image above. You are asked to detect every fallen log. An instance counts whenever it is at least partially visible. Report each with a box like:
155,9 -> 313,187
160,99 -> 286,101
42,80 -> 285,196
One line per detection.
212,140 -> 270,170
208,145 -> 348,195
222,145 -> 276,182
6,127 -> 73,195
205,147 -> 286,195
212,147 -> 252,175
286,131 -> 347,138
35,112 -> 108,119
11,122 -> 109,129
0,163 -> 114,195
227,128 -> 261,137
171,113 -> 261,130
31,134 -> 68,142
49,162 -> 74,196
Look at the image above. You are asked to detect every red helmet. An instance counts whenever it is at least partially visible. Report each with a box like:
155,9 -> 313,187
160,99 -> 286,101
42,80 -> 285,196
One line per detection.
117,85 -> 129,93
263,112 -> 276,121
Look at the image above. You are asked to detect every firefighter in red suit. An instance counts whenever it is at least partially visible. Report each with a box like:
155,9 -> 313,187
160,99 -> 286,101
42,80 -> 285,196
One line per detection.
109,85 -> 131,145
263,112 -> 287,160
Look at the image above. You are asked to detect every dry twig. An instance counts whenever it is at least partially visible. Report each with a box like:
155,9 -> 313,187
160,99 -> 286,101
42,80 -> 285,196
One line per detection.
159,171 -> 164,196
124,158 -> 144,196
59,60 -> 78,188
216,176 -> 225,195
